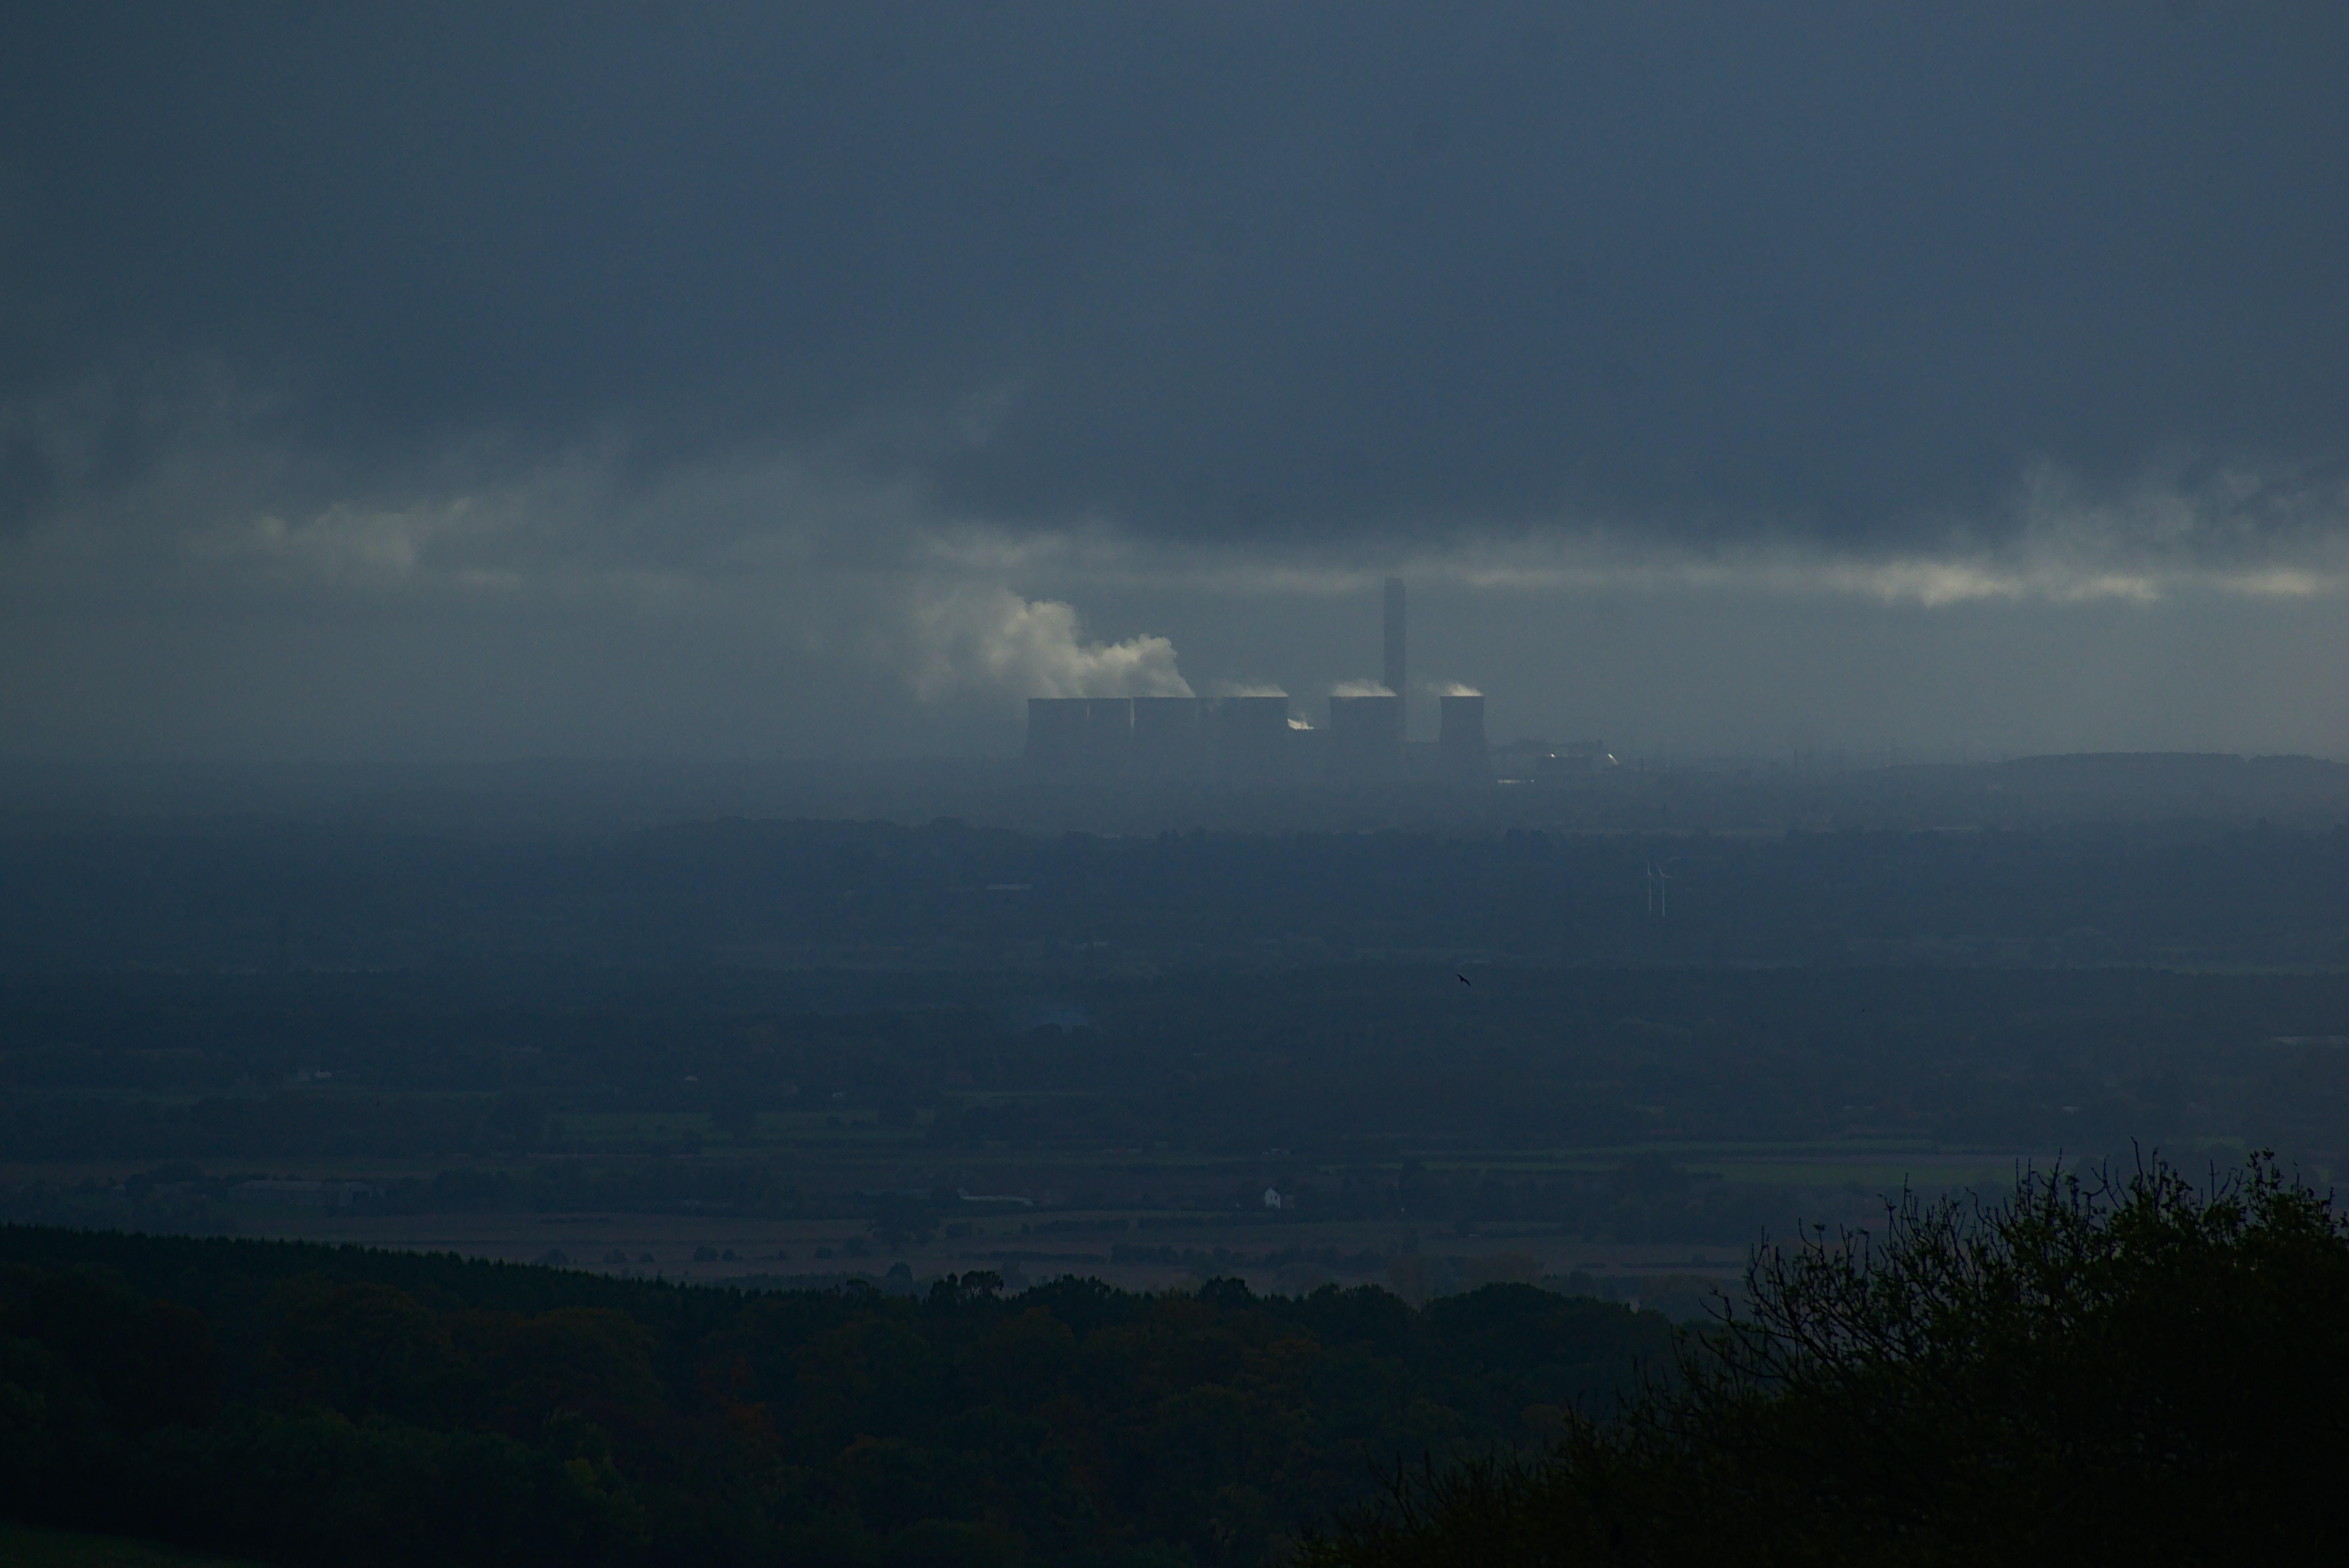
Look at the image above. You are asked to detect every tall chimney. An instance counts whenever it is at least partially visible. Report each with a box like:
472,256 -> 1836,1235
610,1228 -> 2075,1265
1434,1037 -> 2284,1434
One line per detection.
1383,576 -> 1406,732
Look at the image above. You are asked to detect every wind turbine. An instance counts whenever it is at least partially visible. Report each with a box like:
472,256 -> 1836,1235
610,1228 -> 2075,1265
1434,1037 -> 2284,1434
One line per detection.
1646,857 -> 1680,918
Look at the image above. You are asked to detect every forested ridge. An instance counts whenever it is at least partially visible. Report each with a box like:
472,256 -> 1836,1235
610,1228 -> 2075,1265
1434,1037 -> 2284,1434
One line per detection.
0,1228 -> 1669,1566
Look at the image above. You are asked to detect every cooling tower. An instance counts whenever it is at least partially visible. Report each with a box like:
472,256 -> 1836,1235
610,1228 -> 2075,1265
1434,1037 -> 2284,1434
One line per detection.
1025,698 -> 1091,774
1437,694 -> 1492,783
1078,698 -> 1134,772
1327,694 -> 1403,778
1025,697 -> 1133,776
1131,696 -> 1209,775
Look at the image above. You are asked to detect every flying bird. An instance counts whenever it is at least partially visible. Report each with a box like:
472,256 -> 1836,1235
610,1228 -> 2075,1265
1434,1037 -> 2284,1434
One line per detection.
1456,973 -> 1472,987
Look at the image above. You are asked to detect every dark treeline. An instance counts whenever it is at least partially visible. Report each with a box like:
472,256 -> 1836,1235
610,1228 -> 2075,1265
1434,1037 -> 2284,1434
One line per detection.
0,1227 -> 1670,1566
5,817 -> 2349,970
6,966 -> 2348,1175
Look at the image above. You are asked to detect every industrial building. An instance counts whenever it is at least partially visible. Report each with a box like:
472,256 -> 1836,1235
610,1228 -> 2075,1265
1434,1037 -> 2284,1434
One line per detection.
1022,577 -> 1500,784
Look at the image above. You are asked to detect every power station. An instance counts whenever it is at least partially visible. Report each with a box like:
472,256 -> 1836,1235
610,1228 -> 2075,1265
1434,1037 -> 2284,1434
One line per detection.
1024,578 -> 1497,784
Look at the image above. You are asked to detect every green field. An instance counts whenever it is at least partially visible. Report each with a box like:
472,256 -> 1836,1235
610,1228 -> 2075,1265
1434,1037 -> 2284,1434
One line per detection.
0,1522 -> 262,1568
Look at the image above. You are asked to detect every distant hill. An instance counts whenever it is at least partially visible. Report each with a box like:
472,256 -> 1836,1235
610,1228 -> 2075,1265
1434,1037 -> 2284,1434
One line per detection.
1996,751 -> 2349,784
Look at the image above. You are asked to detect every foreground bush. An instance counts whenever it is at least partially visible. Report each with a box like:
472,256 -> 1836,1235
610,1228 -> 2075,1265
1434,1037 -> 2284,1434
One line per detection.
1302,1154 -> 2349,1565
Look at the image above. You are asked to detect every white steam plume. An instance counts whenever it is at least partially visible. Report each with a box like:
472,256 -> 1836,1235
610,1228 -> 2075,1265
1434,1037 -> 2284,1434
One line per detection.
906,585 -> 1191,703
1330,679 -> 1394,697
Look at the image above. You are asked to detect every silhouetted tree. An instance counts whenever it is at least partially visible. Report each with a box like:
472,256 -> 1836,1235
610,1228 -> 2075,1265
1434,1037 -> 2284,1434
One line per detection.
1302,1153 -> 2349,1565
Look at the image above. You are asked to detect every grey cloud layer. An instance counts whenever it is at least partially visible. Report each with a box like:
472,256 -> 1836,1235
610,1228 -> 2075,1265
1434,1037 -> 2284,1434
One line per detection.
7,2 -> 2348,552
7,4 -> 2349,763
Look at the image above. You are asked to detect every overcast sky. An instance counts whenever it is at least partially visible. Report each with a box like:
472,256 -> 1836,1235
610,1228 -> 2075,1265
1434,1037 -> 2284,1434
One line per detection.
4,2 -> 2347,762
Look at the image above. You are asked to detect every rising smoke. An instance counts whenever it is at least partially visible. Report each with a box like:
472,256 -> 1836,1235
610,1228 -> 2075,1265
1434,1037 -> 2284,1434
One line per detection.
905,586 -> 1191,705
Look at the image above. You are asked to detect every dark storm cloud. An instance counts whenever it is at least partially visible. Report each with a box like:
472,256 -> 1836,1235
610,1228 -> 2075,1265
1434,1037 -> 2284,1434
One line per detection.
4,2 -> 2347,549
